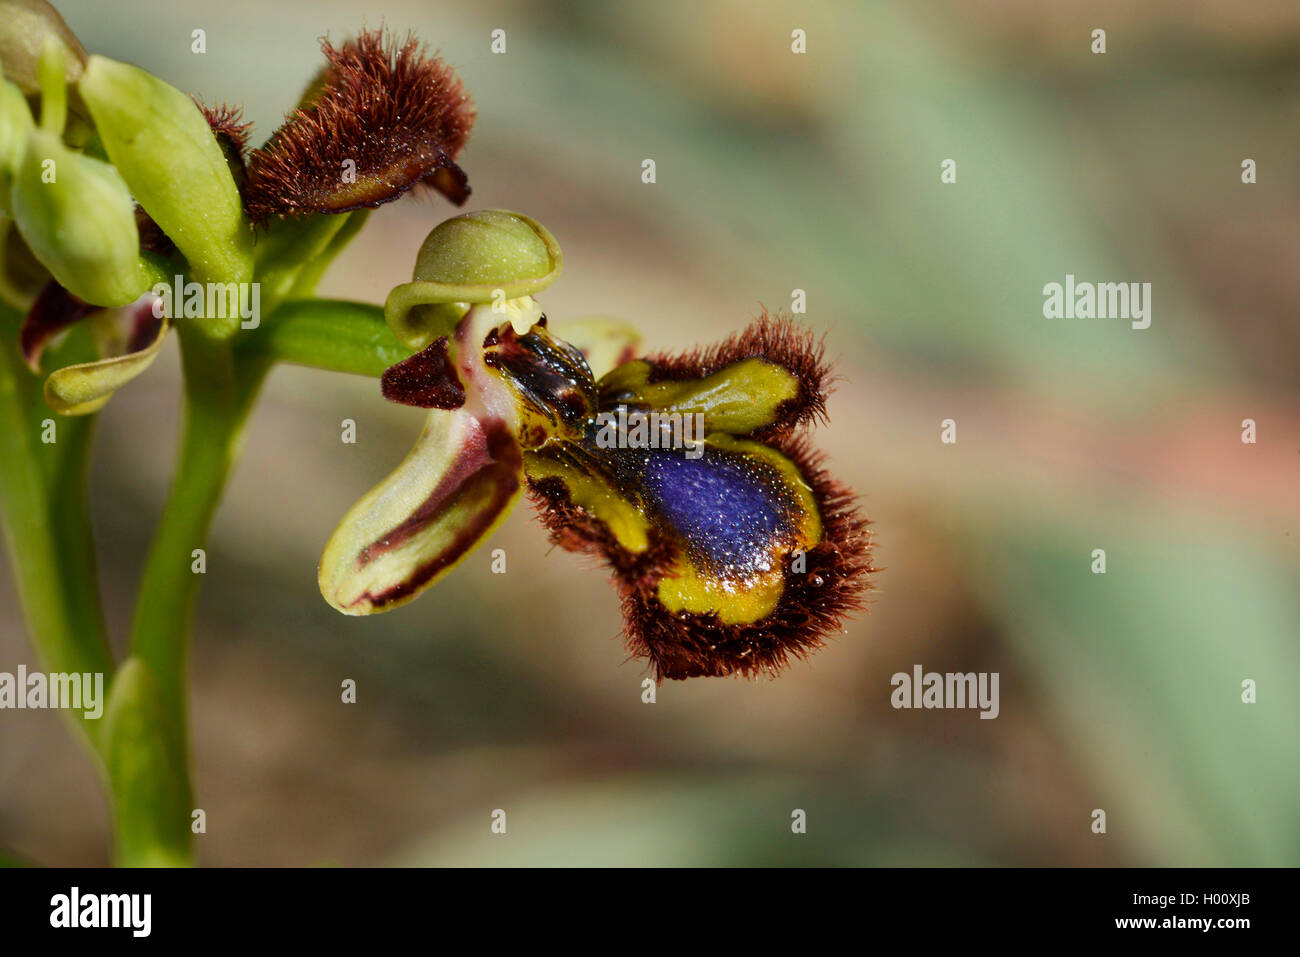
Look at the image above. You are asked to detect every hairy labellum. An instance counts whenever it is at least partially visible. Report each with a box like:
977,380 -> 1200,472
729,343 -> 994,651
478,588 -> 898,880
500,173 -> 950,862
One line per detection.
599,312 -> 832,440
243,31 -> 475,222
526,318 -> 869,679
531,434 -> 871,679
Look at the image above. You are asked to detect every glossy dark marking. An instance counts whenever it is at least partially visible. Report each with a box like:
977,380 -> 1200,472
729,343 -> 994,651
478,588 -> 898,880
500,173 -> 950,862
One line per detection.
483,325 -> 597,438
637,446 -> 798,576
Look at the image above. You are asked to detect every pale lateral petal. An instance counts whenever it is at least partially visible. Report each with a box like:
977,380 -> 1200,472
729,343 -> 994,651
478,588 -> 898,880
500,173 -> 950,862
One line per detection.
318,406 -> 522,614
43,295 -> 167,415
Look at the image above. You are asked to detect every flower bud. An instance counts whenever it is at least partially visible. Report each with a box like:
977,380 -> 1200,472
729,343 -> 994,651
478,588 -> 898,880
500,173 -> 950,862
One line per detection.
385,209 -> 562,348
0,0 -> 86,94
77,55 -> 252,286
10,128 -> 145,305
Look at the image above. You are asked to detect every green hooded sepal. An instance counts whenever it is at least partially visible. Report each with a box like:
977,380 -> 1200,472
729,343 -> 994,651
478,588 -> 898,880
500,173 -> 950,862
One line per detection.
385,209 -> 562,348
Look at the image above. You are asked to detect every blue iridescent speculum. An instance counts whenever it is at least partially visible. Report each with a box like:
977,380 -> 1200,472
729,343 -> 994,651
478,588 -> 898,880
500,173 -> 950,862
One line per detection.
321,212 -> 872,679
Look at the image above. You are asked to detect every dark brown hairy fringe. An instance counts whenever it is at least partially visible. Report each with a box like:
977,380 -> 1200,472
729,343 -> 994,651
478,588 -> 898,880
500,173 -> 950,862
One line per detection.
526,434 -> 873,681
243,30 -> 475,222
638,311 -> 833,438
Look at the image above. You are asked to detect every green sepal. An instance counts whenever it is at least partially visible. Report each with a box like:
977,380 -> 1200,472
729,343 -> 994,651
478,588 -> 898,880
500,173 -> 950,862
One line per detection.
77,55 -> 253,293
598,356 -> 801,436
318,405 -> 524,614
385,210 -> 562,348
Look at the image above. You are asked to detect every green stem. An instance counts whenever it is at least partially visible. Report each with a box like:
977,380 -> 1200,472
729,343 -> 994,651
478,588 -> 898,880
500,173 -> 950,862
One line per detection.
110,217 -> 373,866
121,323 -> 265,865
0,314 -> 115,748
255,214 -> 351,310
290,210 -> 370,298
238,298 -> 405,377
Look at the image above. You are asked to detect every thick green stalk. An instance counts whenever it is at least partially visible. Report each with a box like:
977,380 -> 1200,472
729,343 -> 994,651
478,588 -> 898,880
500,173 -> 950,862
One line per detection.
238,298 -> 404,377
113,216 -> 372,866
121,322 -> 264,865
0,311 -> 114,747
289,210 -> 369,299
255,213 -> 351,310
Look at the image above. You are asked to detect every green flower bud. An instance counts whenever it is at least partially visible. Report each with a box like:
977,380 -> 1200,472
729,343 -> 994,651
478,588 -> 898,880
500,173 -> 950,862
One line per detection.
385,209 -> 562,348
11,128 -> 145,306
77,55 -> 252,287
0,0 -> 86,94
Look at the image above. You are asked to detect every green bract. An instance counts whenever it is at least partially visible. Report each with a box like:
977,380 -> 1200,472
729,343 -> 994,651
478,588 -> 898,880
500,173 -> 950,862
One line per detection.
78,55 -> 253,289
385,209 -> 562,347
10,128 -> 144,305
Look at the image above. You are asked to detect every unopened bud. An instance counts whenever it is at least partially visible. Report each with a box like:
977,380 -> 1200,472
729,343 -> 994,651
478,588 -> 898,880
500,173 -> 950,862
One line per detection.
11,129 -> 144,306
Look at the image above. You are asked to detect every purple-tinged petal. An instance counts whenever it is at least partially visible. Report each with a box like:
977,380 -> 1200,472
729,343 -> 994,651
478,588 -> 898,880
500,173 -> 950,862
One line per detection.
43,293 -> 167,415
318,405 -> 522,615
19,280 -> 95,371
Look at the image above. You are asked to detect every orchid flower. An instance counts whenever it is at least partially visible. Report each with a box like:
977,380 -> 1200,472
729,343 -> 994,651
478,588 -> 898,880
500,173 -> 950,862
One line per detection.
319,211 -> 872,679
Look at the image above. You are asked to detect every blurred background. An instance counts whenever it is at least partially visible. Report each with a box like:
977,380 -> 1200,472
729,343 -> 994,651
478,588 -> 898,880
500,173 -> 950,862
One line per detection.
1,0 -> 1298,865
